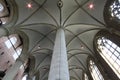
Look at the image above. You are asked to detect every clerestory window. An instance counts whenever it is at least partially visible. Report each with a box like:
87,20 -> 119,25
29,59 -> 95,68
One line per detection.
0,0 -> 10,25
89,60 -> 104,80
97,37 -> 120,79
110,0 -> 120,20
84,73 -> 89,80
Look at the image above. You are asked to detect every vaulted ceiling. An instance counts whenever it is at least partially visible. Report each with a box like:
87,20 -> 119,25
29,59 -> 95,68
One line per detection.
4,0 -> 107,79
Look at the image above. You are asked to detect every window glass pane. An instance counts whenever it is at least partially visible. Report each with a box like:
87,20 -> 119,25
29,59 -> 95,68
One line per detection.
5,40 -> 12,48
111,55 -> 117,61
10,37 -> 17,45
105,43 -> 110,49
5,37 -> 17,49
97,37 -> 120,79
110,0 -> 120,19
116,47 -> 120,53
110,47 -> 115,52
114,51 -> 119,56
17,48 -> 22,56
13,48 -> 22,60
116,59 -> 120,64
119,56 -> 120,59
13,53 -> 19,60
112,43 -> 117,48
89,60 -> 104,80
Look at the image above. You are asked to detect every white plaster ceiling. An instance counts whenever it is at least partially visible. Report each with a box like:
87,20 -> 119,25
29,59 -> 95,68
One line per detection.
4,0 -> 107,79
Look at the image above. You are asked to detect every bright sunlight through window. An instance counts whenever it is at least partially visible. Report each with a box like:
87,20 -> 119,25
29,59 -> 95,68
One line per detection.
97,37 -> 120,79
84,73 -> 89,80
13,48 -> 22,60
5,37 -> 17,49
110,0 -> 120,19
89,60 -> 104,80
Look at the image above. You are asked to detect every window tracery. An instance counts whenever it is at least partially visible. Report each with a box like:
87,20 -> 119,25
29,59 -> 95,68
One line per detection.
84,73 -> 89,80
89,60 -> 104,80
110,0 -> 120,20
97,37 -> 120,79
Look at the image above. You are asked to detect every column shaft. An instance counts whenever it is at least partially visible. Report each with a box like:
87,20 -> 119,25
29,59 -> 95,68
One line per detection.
48,28 -> 69,80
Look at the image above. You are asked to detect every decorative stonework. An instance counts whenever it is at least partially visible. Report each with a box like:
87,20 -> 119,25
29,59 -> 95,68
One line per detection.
57,0 -> 63,8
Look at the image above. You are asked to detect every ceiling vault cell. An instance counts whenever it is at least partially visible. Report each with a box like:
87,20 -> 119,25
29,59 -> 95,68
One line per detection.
1,0 -> 109,80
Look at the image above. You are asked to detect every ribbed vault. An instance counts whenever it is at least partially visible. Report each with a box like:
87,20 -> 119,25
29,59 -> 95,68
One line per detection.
3,0 -> 107,79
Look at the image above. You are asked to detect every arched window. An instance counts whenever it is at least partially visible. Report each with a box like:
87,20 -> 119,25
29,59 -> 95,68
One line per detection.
104,0 -> 120,30
110,0 -> 120,20
84,73 -> 89,80
89,60 -> 104,80
0,0 -> 10,25
97,36 -> 120,79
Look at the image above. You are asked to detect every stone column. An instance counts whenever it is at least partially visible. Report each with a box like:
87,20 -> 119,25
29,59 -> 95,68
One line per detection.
48,28 -> 69,80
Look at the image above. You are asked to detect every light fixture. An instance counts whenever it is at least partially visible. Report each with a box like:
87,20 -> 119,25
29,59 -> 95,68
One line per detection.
88,3 -> 94,10
27,3 -> 32,9
80,45 -> 84,49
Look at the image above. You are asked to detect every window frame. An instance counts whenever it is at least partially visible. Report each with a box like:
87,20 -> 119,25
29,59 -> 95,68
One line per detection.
104,0 -> 120,31
94,30 -> 120,80
88,58 -> 104,80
